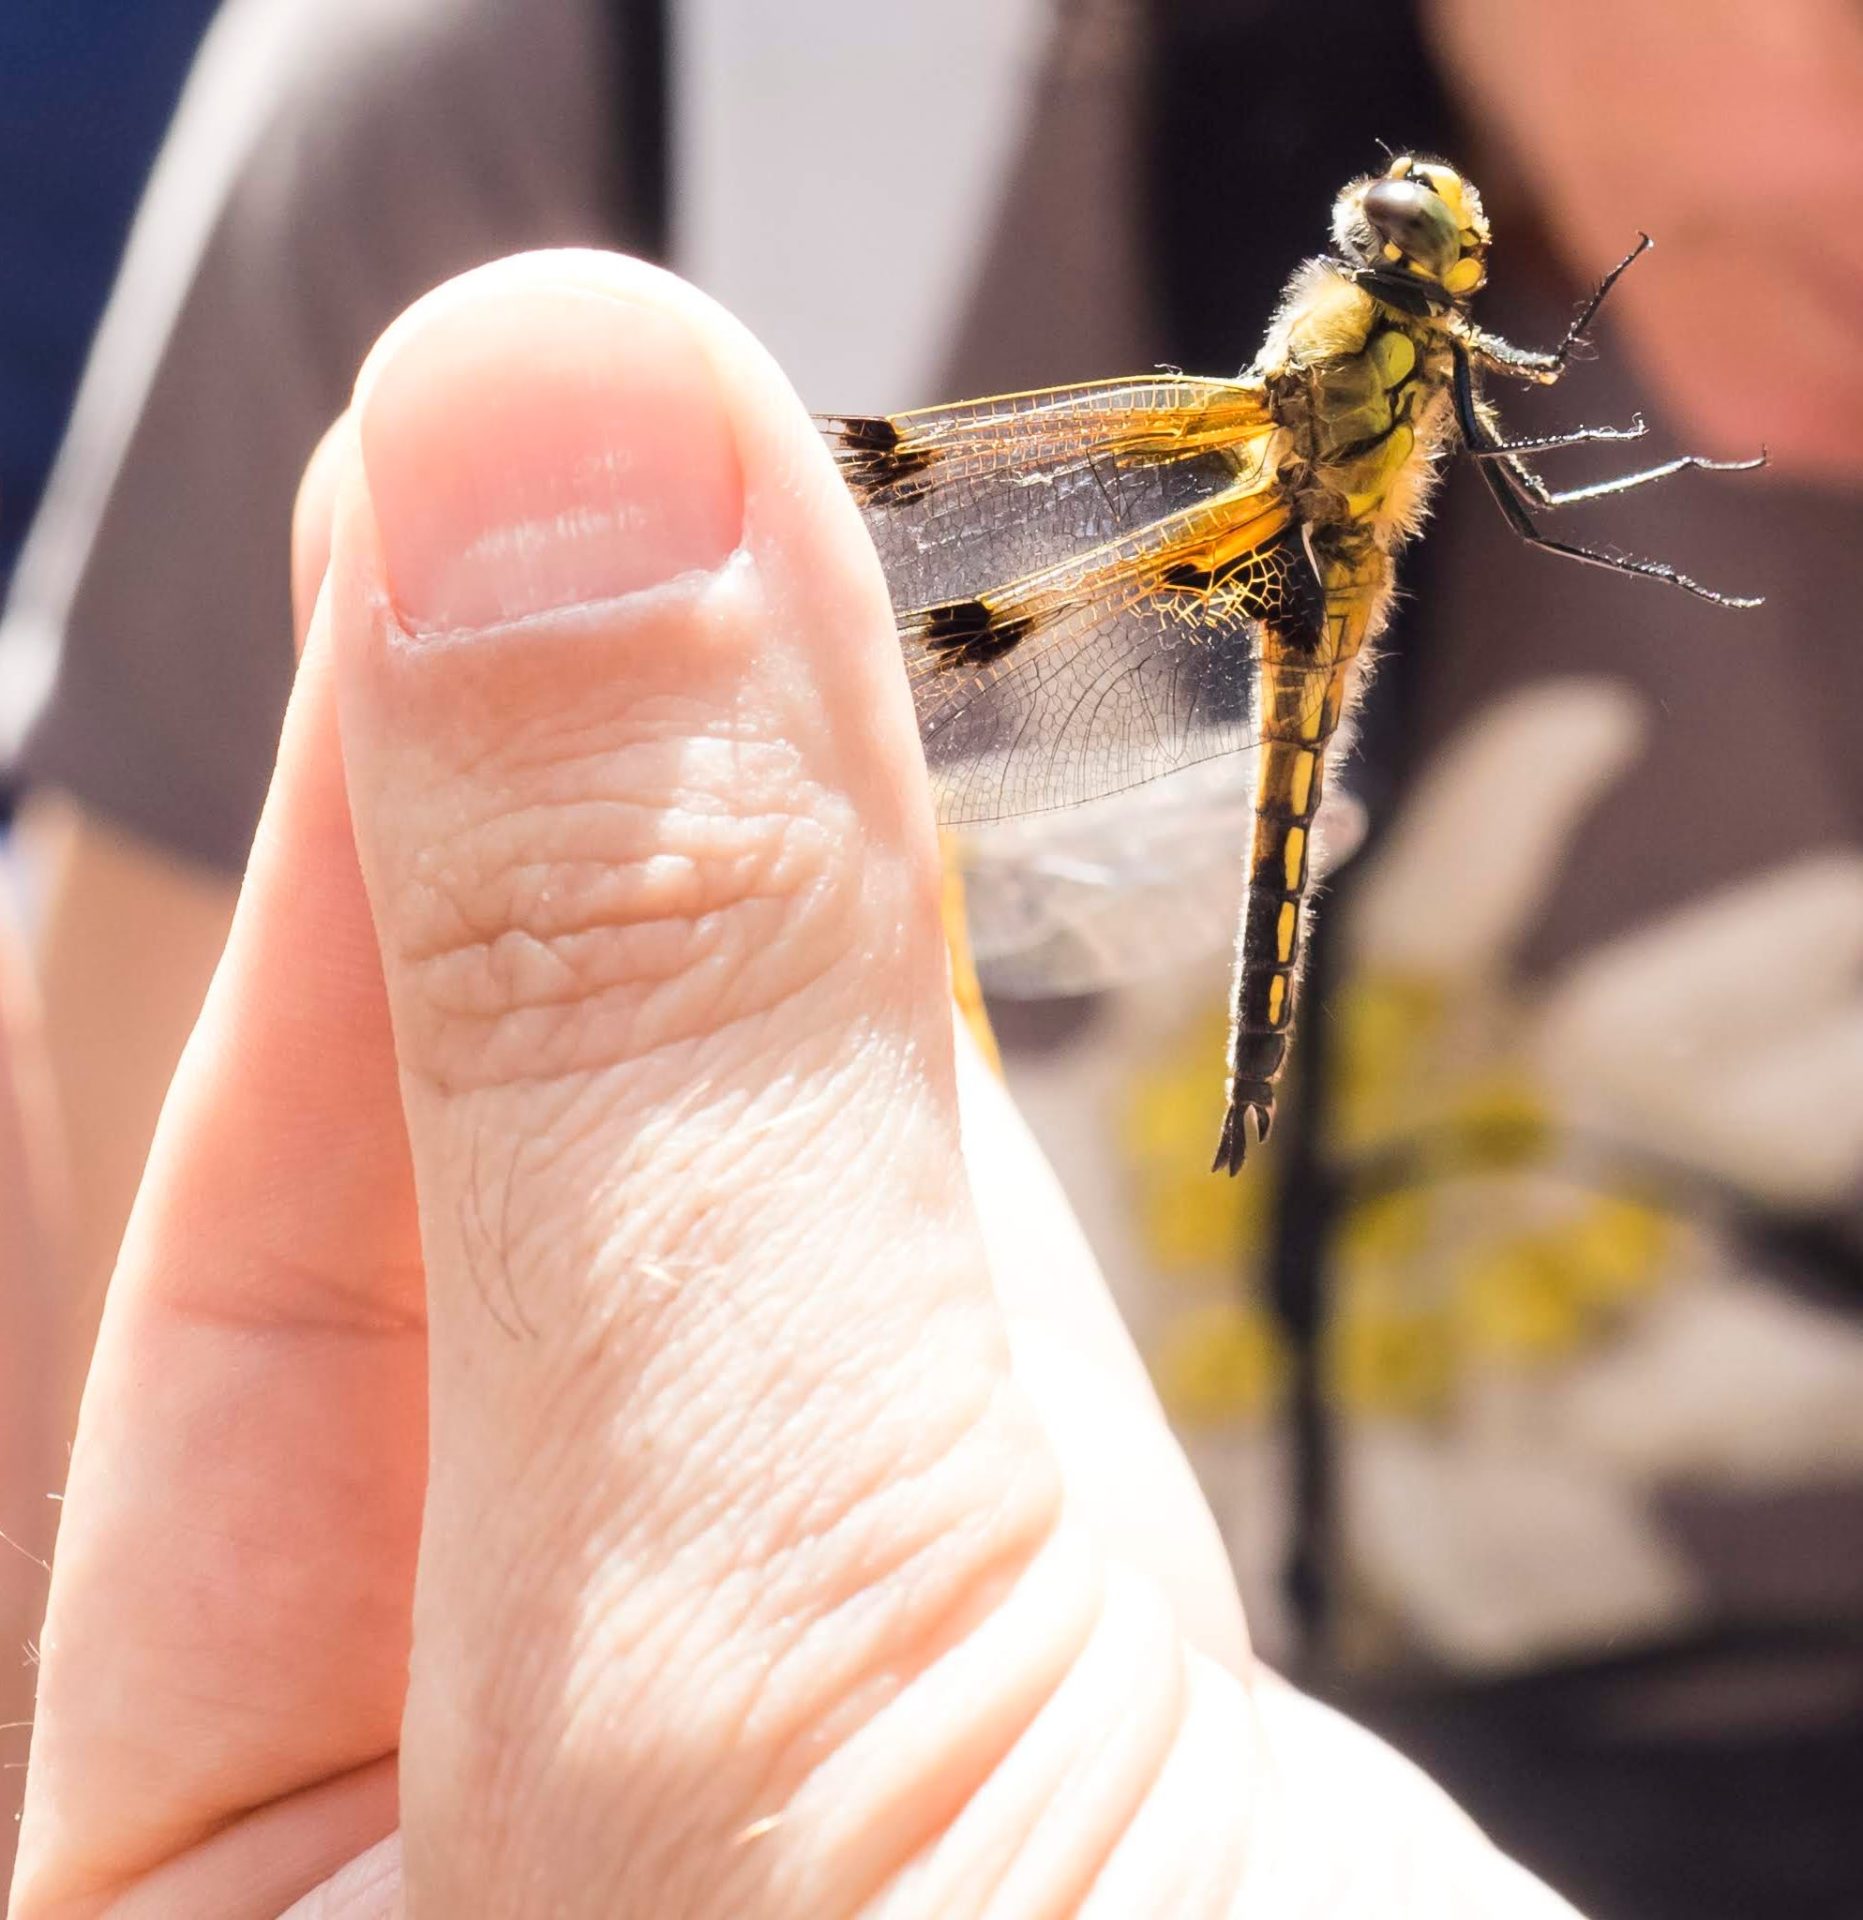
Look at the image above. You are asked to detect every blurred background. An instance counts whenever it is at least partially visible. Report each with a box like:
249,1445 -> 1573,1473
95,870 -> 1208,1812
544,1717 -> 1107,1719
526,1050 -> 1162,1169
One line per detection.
1,1 -> 1859,1912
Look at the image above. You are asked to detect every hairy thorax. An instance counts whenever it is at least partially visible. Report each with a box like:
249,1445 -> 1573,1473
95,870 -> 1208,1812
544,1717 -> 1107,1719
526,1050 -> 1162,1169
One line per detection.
1257,262 -> 1457,563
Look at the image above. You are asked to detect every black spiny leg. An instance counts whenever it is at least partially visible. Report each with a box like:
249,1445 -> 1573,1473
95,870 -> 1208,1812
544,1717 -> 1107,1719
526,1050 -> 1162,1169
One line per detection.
1503,447 -> 1767,510
1464,417 -> 1648,458
1452,344 -> 1763,609
1467,233 -> 1652,385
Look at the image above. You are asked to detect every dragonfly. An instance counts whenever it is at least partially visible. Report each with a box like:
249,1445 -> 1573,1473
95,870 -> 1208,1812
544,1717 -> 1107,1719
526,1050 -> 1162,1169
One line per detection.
822,154 -> 1762,1175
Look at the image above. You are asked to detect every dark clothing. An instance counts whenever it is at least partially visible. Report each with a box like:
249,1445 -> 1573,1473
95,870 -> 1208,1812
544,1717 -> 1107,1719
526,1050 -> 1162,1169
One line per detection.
0,0 -> 221,580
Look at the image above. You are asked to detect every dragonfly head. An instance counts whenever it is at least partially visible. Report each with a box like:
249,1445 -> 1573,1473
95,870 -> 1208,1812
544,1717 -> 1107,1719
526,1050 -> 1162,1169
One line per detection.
1337,155 -> 1490,314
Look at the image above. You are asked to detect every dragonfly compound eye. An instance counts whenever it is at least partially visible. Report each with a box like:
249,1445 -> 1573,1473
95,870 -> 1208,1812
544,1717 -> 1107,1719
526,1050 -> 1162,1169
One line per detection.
1361,177 -> 1462,281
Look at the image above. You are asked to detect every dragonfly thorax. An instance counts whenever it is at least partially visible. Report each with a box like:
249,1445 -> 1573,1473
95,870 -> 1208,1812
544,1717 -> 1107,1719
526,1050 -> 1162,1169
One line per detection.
1258,263 -> 1458,557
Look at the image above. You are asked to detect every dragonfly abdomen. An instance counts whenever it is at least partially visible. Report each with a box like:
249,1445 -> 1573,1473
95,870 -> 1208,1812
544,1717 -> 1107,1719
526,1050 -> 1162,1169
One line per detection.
1213,555 -> 1381,1175
1214,705 -> 1339,1172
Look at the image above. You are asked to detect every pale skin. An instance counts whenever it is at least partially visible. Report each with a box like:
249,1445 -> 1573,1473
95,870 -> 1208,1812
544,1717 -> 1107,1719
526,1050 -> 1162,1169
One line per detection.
8,253 -> 1587,1918
0,887 -> 63,1817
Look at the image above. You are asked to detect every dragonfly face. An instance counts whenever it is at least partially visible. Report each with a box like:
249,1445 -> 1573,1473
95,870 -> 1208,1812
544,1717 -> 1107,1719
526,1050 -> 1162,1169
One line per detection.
822,152 -> 1763,1176
1341,156 -> 1491,305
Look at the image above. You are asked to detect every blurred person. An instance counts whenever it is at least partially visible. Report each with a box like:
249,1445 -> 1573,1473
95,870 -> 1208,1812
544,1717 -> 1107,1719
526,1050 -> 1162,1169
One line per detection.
0,1 -> 221,588
0,0 -> 1858,1913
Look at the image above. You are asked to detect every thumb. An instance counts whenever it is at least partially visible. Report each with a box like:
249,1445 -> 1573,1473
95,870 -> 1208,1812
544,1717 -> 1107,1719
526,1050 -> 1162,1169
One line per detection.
329,254 -> 1072,1912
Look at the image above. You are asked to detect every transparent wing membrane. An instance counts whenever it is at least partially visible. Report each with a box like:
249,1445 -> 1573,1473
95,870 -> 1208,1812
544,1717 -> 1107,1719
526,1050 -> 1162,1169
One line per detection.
959,761 -> 1369,995
897,484 -> 1332,825
821,376 -> 1278,611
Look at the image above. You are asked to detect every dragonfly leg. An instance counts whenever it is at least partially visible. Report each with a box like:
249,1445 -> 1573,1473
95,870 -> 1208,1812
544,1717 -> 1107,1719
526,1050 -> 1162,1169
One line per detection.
1452,345 -> 1763,608
1466,233 -> 1652,385
1509,448 -> 1768,509
1462,416 -> 1648,458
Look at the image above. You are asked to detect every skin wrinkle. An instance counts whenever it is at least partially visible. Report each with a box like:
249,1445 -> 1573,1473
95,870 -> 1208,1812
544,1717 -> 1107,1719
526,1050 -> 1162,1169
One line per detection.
454,1109 -> 541,1341
425,1421 -> 1056,1915
592,1005 -> 948,1273
393,911 -> 854,1097
560,1460 -> 1051,1854
148,1235 -> 427,1337
715,968 -> 923,1170
391,749 -> 835,963
410,892 -> 809,1015
462,749 -> 798,879
369,564 -> 767,763
699,1289 -> 1022,1584
414,944 -> 896,1256
743,1431 -> 1061,1745
392,788 -> 844,971
632,1322 -> 1036,1646
637,1182 -> 964,1512
428,1044 -> 814,1359
421,1080 -> 958,1474
384,778 -> 875,1094
414,1054 -> 1045,1902
94,1761 -> 404,1920
1077,1668 -> 1254,1918
514,1467 -> 1064,1920
924,1574 -> 1192,1920
769,1536 -> 1107,1920
437,1100 -> 740,1378
750,1547 -> 1065,1911
447,1189 -> 1007,1639
475,725 -> 808,807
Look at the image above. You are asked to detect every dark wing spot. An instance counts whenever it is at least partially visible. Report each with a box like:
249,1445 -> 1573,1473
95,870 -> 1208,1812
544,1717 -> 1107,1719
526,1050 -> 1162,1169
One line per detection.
1161,551 -> 1269,595
822,414 -> 937,505
1158,536 -> 1323,636
828,414 -> 900,456
905,596 -> 1035,667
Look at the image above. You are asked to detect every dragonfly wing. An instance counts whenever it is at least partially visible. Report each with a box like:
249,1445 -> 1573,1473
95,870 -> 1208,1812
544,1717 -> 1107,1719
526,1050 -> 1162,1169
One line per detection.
823,376 -> 1277,609
903,479 -> 1329,823
959,765 -> 1370,996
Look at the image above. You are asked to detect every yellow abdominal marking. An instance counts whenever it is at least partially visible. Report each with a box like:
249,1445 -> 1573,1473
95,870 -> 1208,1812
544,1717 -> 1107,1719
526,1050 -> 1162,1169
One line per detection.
1276,901 -> 1297,963
1282,826 -> 1307,891
1288,749 -> 1315,815
1267,974 -> 1287,1025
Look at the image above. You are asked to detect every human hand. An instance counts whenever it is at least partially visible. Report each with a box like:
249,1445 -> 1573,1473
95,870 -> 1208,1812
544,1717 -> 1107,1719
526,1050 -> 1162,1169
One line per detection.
12,255 -> 1581,1917
0,876 -> 62,1894
1425,0 -> 1863,482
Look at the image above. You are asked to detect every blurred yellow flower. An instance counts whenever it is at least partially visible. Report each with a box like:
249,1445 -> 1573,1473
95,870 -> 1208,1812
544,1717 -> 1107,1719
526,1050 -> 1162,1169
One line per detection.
1152,1299 -> 1287,1427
